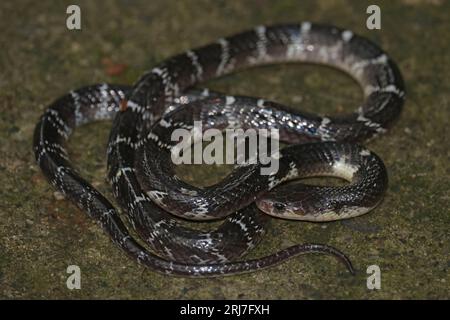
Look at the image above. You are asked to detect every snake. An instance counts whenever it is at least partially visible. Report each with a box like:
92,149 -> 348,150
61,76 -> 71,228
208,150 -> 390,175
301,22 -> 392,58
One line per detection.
33,23 -> 404,277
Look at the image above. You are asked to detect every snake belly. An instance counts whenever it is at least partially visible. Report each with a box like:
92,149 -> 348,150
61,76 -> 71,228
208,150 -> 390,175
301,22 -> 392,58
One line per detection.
34,23 -> 404,277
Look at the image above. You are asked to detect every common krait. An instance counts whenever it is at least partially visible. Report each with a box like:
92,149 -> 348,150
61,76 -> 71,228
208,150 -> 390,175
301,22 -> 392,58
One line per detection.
34,23 -> 405,277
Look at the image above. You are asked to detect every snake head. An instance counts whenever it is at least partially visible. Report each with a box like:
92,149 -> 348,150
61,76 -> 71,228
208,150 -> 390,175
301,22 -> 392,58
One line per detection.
257,182 -> 378,222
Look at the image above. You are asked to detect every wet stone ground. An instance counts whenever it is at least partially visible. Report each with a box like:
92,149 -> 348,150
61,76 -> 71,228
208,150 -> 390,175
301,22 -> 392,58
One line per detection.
0,0 -> 448,299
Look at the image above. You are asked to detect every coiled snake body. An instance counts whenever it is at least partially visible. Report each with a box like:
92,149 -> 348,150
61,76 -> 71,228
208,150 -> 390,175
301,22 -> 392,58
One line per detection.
34,23 -> 404,277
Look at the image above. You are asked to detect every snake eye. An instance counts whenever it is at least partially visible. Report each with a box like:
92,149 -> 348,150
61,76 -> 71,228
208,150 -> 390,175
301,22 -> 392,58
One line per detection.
273,202 -> 285,212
